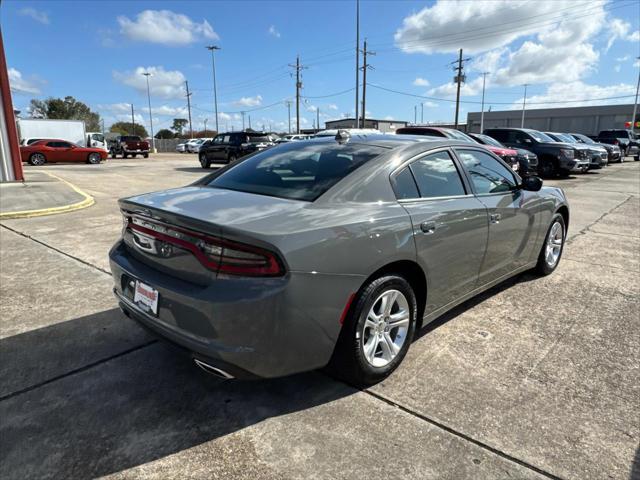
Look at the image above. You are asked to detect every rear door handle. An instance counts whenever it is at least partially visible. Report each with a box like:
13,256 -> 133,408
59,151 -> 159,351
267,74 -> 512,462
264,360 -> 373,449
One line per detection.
420,221 -> 437,234
490,213 -> 501,223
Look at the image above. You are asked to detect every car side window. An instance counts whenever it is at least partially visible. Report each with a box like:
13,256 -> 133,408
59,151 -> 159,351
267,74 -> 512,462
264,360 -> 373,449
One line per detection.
487,130 -> 507,142
213,136 -> 223,144
222,135 -> 231,144
58,142 -> 72,148
408,150 -> 466,198
46,142 -> 58,148
391,167 -> 420,200
457,149 -> 516,194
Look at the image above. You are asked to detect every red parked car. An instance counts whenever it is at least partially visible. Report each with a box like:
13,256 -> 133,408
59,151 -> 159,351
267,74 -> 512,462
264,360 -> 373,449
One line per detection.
20,139 -> 108,166
395,126 -> 520,173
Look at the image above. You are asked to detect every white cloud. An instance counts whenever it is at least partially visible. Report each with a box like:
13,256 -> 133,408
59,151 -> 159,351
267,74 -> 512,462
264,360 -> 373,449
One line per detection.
616,55 -> 630,62
117,10 -> 218,46
508,81 -> 636,109
113,66 -> 186,100
8,68 -> 41,95
422,101 -> 439,108
233,95 -> 262,107
384,116 -> 394,121
268,25 -> 281,38
428,76 -> 485,98
327,103 -> 338,111
98,103 -> 132,114
606,18 -> 640,51
18,7 -> 49,24
413,77 -> 430,87
148,105 -> 188,116
614,64 -> 622,73
394,0 -> 582,54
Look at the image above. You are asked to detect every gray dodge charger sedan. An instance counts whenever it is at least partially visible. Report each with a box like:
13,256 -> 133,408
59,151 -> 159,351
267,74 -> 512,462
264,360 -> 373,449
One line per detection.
109,132 -> 569,386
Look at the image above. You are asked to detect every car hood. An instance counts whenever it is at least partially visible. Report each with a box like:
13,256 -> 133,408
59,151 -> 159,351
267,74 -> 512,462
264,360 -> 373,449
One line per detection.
484,145 -> 517,156
539,142 -> 576,149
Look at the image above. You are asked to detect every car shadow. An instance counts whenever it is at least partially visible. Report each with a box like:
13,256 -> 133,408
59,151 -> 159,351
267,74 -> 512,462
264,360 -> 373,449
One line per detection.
0,309 -> 354,479
631,444 -> 640,480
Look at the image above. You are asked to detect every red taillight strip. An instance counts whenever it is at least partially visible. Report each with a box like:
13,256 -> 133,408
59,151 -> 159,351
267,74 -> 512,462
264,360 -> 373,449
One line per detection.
126,217 -> 283,277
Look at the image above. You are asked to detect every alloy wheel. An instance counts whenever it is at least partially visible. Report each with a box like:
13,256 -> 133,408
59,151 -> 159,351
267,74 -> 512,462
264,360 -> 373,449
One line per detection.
361,289 -> 410,368
545,221 -> 564,268
31,153 -> 45,165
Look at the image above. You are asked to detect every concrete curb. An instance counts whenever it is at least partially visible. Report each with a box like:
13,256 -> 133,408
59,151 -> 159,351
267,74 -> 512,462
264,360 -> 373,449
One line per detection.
0,171 -> 95,220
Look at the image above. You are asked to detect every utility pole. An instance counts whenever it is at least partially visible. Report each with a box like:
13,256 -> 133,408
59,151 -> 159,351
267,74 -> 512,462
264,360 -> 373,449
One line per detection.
414,105 -> 417,124
355,0 -> 360,128
185,80 -> 193,138
316,107 -> 320,133
285,100 -> 292,134
241,111 -> 245,130
480,72 -> 489,133
632,57 -> 640,133
421,103 -> 424,124
521,84 -> 529,128
289,56 -> 306,134
142,72 -> 155,151
360,38 -> 375,128
206,45 -> 221,133
248,114 -> 252,130
130,103 -> 135,135
451,48 -> 470,129
204,118 -> 208,134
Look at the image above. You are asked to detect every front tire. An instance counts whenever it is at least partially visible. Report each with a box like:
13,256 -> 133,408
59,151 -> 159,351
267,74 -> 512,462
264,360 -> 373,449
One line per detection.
539,157 -> 557,178
87,153 -> 101,164
535,213 -> 566,276
328,275 -> 417,387
143,153 -> 149,159
29,153 -> 46,166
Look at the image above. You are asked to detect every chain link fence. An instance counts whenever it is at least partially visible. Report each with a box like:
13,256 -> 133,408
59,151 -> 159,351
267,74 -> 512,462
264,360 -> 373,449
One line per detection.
151,138 -> 184,153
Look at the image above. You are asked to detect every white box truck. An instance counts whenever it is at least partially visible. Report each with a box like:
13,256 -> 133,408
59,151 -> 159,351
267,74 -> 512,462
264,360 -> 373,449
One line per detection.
16,119 -> 107,150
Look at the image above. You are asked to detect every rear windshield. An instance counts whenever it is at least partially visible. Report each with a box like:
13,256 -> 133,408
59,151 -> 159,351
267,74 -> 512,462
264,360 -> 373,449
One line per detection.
600,130 -> 630,138
248,135 -> 271,143
206,141 -> 386,201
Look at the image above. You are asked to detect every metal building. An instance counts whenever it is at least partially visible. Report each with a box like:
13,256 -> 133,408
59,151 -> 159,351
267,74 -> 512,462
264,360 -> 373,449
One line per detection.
324,118 -> 408,133
0,30 -> 23,182
466,104 -> 637,135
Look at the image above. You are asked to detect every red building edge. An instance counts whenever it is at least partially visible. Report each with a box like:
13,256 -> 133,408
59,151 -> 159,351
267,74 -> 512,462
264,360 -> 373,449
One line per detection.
0,28 -> 24,181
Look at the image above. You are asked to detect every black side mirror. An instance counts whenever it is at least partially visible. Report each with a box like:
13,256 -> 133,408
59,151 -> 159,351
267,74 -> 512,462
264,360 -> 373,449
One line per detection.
521,175 -> 543,192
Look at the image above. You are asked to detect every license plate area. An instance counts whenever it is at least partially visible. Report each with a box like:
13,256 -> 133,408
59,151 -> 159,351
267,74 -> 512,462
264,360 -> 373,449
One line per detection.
133,280 -> 159,316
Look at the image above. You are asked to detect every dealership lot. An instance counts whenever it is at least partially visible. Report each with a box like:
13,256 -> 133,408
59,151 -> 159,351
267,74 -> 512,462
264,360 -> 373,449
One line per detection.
0,154 -> 638,479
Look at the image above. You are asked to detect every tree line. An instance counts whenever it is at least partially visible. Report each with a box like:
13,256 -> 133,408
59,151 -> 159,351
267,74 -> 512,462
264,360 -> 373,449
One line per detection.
26,96 -> 212,139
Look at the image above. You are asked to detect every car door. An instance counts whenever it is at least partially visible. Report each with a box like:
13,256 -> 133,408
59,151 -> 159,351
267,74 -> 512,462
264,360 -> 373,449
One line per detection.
206,135 -> 223,161
454,147 -> 538,285
392,148 -> 489,314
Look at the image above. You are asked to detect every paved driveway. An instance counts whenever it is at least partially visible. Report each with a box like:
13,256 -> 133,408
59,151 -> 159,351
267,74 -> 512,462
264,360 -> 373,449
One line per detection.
1,154 -> 638,479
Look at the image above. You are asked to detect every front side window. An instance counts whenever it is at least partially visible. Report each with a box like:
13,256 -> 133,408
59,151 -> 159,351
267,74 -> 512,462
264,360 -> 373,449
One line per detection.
457,149 -> 516,194
213,135 -> 224,144
207,142 -> 385,201
409,151 -> 466,198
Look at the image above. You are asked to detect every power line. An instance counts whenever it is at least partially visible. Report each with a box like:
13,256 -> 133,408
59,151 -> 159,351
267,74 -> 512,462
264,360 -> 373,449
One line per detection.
302,87 -> 355,99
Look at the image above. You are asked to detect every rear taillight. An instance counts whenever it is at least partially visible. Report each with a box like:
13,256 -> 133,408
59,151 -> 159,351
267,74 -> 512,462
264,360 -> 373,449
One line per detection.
613,140 -> 619,145
124,215 -> 284,277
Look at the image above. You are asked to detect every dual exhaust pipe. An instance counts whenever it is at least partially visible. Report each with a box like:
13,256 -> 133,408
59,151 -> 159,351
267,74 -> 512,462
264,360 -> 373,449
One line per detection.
193,358 -> 234,379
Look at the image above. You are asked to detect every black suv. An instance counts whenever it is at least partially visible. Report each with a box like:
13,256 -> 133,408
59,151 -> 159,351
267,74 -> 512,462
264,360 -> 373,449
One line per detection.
484,128 -> 589,177
596,130 -> 639,160
199,132 -> 275,168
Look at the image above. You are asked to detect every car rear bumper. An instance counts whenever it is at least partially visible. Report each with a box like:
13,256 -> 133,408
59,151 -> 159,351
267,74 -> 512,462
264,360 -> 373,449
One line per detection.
109,240 -> 363,378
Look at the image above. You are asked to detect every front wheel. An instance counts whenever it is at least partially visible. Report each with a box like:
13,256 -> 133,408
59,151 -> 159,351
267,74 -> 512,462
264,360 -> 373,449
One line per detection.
29,153 -> 46,166
328,275 -> 417,387
535,213 -> 566,276
539,158 -> 557,178
143,153 -> 149,159
122,153 -> 128,159
87,153 -> 101,164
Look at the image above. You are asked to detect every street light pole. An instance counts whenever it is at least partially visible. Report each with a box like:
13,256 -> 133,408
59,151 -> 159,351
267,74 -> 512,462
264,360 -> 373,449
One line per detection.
142,72 -> 155,152
206,45 -> 221,133
632,57 -> 640,133
480,72 -> 489,133
521,84 -> 529,128
204,118 -> 208,134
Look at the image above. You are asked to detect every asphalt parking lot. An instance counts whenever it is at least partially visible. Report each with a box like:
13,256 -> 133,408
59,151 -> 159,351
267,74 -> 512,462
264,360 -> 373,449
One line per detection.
1,153 -> 638,480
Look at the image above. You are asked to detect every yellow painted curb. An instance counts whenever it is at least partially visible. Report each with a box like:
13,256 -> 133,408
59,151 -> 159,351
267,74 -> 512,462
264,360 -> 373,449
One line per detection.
0,171 -> 95,220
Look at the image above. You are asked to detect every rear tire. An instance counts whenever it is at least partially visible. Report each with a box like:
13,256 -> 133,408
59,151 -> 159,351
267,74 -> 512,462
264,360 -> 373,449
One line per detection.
327,275 -> 417,388
558,169 -> 571,177
199,153 -> 211,169
143,153 -> 149,159
110,151 -> 116,159
122,153 -> 128,159
227,154 -> 237,164
535,213 -> 566,276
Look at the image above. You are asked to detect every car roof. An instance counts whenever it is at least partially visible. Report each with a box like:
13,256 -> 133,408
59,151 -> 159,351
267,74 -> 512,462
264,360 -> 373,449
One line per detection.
299,133 -> 480,152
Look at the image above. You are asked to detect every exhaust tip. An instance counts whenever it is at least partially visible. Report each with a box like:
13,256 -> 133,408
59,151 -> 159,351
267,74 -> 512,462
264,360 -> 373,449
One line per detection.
194,358 -> 234,379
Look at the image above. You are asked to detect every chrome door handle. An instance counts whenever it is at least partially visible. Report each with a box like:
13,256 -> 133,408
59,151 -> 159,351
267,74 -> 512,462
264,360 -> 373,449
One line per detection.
420,221 -> 437,234
490,213 -> 501,224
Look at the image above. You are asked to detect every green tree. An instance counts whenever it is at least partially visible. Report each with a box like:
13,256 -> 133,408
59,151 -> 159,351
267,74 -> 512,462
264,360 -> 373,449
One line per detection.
155,129 -> 174,139
172,118 -> 189,136
29,96 -> 101,131
109,121 -> 148,138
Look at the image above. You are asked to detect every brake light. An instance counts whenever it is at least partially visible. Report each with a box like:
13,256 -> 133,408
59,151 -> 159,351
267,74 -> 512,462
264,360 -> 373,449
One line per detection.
124,215 -> 284,277
613,140 -> 619,145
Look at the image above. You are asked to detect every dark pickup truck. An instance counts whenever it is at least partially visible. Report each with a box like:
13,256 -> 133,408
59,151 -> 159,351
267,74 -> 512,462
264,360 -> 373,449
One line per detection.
109,136 -> 150,159
484,128 -> 589,177
596,129 -> 639,160
198,132 -> 275,168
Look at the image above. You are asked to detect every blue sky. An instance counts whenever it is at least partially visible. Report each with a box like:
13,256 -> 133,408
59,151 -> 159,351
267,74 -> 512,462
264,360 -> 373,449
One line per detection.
4,0 -> 640,133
